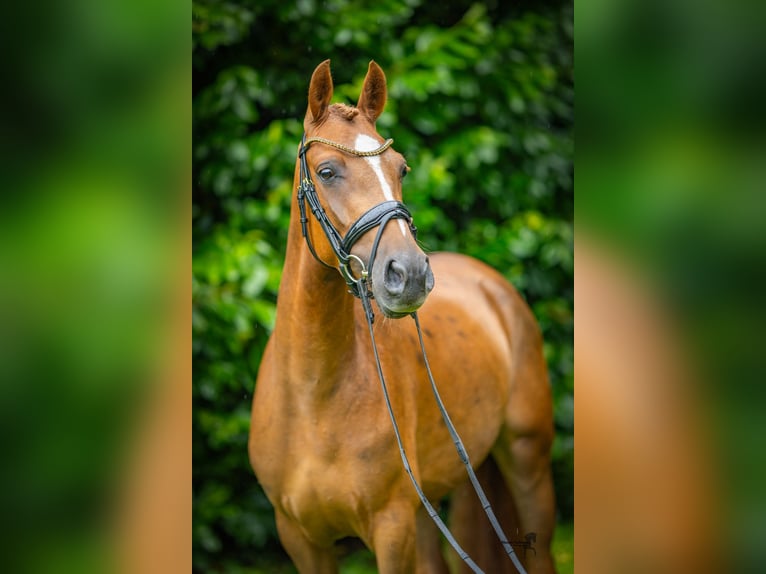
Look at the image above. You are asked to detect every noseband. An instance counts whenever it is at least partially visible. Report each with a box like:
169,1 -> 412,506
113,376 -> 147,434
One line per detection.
296,134 -> 417,303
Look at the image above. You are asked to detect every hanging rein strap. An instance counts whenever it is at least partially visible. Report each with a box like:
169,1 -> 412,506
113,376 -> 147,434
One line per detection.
411,311 -> 530,574
355,272 -> 528,574
357,276 -> 483,574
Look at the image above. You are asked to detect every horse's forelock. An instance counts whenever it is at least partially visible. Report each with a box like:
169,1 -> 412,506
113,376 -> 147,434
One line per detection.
329,103 -> 360,122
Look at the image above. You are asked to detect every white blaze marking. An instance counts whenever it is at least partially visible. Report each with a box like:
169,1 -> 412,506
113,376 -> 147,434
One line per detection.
355,134 -> 407,235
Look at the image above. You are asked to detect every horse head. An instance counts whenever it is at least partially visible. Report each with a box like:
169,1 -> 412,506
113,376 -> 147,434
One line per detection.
299,59 -> 434,318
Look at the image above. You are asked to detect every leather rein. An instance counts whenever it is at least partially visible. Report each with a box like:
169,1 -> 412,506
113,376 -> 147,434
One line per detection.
295,134 -> 528,574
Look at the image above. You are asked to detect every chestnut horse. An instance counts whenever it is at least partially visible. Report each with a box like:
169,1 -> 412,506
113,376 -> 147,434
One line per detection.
249,60 -> 556,573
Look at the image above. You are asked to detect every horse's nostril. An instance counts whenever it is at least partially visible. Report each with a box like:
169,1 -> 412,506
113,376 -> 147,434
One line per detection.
384,259 -> 407,295
425,265 -> 435,293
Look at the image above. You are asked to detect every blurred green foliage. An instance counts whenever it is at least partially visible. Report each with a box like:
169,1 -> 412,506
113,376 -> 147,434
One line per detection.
193,0 -> 572,570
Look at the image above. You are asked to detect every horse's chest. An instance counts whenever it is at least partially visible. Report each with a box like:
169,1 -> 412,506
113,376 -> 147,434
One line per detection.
256,364 -> 410,538
278,441 -> 392,541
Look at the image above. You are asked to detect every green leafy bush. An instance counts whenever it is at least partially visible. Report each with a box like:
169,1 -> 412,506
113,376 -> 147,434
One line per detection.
193,1 -> 572,569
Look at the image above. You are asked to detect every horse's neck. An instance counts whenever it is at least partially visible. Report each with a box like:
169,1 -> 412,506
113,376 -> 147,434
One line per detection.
273,212 -> 358,393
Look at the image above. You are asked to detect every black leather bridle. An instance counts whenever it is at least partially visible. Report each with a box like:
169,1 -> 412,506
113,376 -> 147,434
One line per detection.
293,132 -> 529,574
296,133 -> 417,307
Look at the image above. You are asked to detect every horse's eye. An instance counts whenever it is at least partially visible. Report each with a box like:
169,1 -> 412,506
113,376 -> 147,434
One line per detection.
317,167 -> 335,181
401,165 -> 410,179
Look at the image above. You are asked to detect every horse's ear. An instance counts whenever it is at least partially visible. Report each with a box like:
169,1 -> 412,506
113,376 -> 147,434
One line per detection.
357,60 -> 387,124
307,59 -> 333,125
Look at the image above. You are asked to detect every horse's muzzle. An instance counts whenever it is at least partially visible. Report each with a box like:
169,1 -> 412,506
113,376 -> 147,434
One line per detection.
373,253 -> 434,318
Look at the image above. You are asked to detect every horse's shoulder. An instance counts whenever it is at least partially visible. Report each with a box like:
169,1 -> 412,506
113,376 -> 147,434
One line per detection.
428,251 -> 539,333
430,251 -> 520,297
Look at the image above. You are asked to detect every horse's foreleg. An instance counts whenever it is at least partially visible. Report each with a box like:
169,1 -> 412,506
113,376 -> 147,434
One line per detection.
493,431 -> 557,574
274,510 -> 338,574
371,501 -> 417,574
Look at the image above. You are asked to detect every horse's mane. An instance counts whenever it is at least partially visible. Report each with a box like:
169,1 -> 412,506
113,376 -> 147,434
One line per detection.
328,103 -> 359,121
